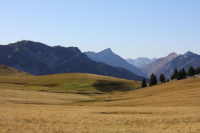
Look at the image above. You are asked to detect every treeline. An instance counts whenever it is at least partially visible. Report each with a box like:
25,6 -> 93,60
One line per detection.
171,66 -> 200,80
141,73 -> 168,88
141,65 -> 200,88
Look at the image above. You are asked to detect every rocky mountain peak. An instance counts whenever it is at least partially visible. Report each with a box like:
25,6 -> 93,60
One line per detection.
183,51 -> 194,57
100,48 -> 112,53
168,52 -> 177,56
97,48 -> 113,57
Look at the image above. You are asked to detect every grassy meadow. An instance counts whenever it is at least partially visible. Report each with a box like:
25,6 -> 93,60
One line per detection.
0,70 -> 200,132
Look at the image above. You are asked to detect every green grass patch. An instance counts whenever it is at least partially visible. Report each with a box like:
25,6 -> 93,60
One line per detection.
0,73 -> 141,94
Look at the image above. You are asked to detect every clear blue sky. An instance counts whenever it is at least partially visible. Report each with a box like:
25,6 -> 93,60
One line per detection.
0,0 -> 199,59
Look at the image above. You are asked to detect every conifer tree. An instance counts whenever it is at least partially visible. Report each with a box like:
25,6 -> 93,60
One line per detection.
187,66 -> 195,76
153,75 -> 158,85
149,73 -> 158,86
198,66 -> 200,74
159,73 -> 166,83
177,71 -> 182,80
149,73 -> 154,86
182,68 -> 186,78
141,78 -> 147,88
171,75 -> 174,80
171,68 -> 178,80
167,79 -> 169,82
195,66 -> 200,75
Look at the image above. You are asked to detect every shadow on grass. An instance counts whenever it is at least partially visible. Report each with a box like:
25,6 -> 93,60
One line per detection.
93,80 -> 125,92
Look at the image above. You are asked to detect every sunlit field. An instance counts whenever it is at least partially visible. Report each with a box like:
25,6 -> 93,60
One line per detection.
0,73 -> 200,133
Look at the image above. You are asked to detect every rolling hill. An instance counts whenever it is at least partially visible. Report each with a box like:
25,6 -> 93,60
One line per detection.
0,64 -> 32,76
0,72 -> 142,94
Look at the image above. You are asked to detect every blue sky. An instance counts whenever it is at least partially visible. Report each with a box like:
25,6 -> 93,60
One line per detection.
0,0 -> 199,59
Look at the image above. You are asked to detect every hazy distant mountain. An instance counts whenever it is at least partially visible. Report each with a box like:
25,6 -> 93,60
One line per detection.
0,40 -> 148,82
141,52 -> 179,78
84,48 -> 148,78
183,51 -> 195,57
126,57 -> 156,68
141,51 -> 200,79
155,51 -> 200,79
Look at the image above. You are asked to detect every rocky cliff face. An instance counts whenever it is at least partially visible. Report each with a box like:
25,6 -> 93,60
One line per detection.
0,40 -> 148,82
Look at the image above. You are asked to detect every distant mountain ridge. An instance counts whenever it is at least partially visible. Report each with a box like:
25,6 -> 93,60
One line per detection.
0,40 -> 148,82
126,57 -> 156,68
141,51 -> 200,79
84,48 -> 148,78
141,52 -> 179,78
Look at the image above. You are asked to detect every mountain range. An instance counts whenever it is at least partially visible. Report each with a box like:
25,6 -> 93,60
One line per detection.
141,51 -> 200,79
126,57 -> 156,68
0,40 -> 148,82
84,49 -> 148,78
1,40 -> 199,82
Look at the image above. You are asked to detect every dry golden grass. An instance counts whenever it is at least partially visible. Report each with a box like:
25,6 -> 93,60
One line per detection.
84,77 -> 200,107
0,73 -> 200,132
0,105 -> 199,133
0,89 -> 92,105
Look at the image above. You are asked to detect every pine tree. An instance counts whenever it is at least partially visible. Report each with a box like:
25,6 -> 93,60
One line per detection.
195,66 -> 200,75
198,66 -> 200,74
153,75 -> 158,85
141,78 -> 147,88
171,75 -> 174,80
149,73 -> 158,86
187,66 -> 195,76
182,68 -> 186,78
167,79 -> 169,82
159,73 -> 166,83
177,71 -> 182,80
171,68 -> 178,80
149,73 -> 154,86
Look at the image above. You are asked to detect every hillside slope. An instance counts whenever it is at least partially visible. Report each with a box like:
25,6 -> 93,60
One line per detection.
86,76 -> 200,107
0,73 -> 141,94
0,64 -> 31,76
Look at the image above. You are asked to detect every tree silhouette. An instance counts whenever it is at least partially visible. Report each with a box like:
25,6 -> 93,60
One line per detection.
187,66 -> 195,76
182,68 -> 186,78
159,73 -> 166,83
177,71 -> 182,80
141,78 -> 147,88
171,68 -> 178,80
